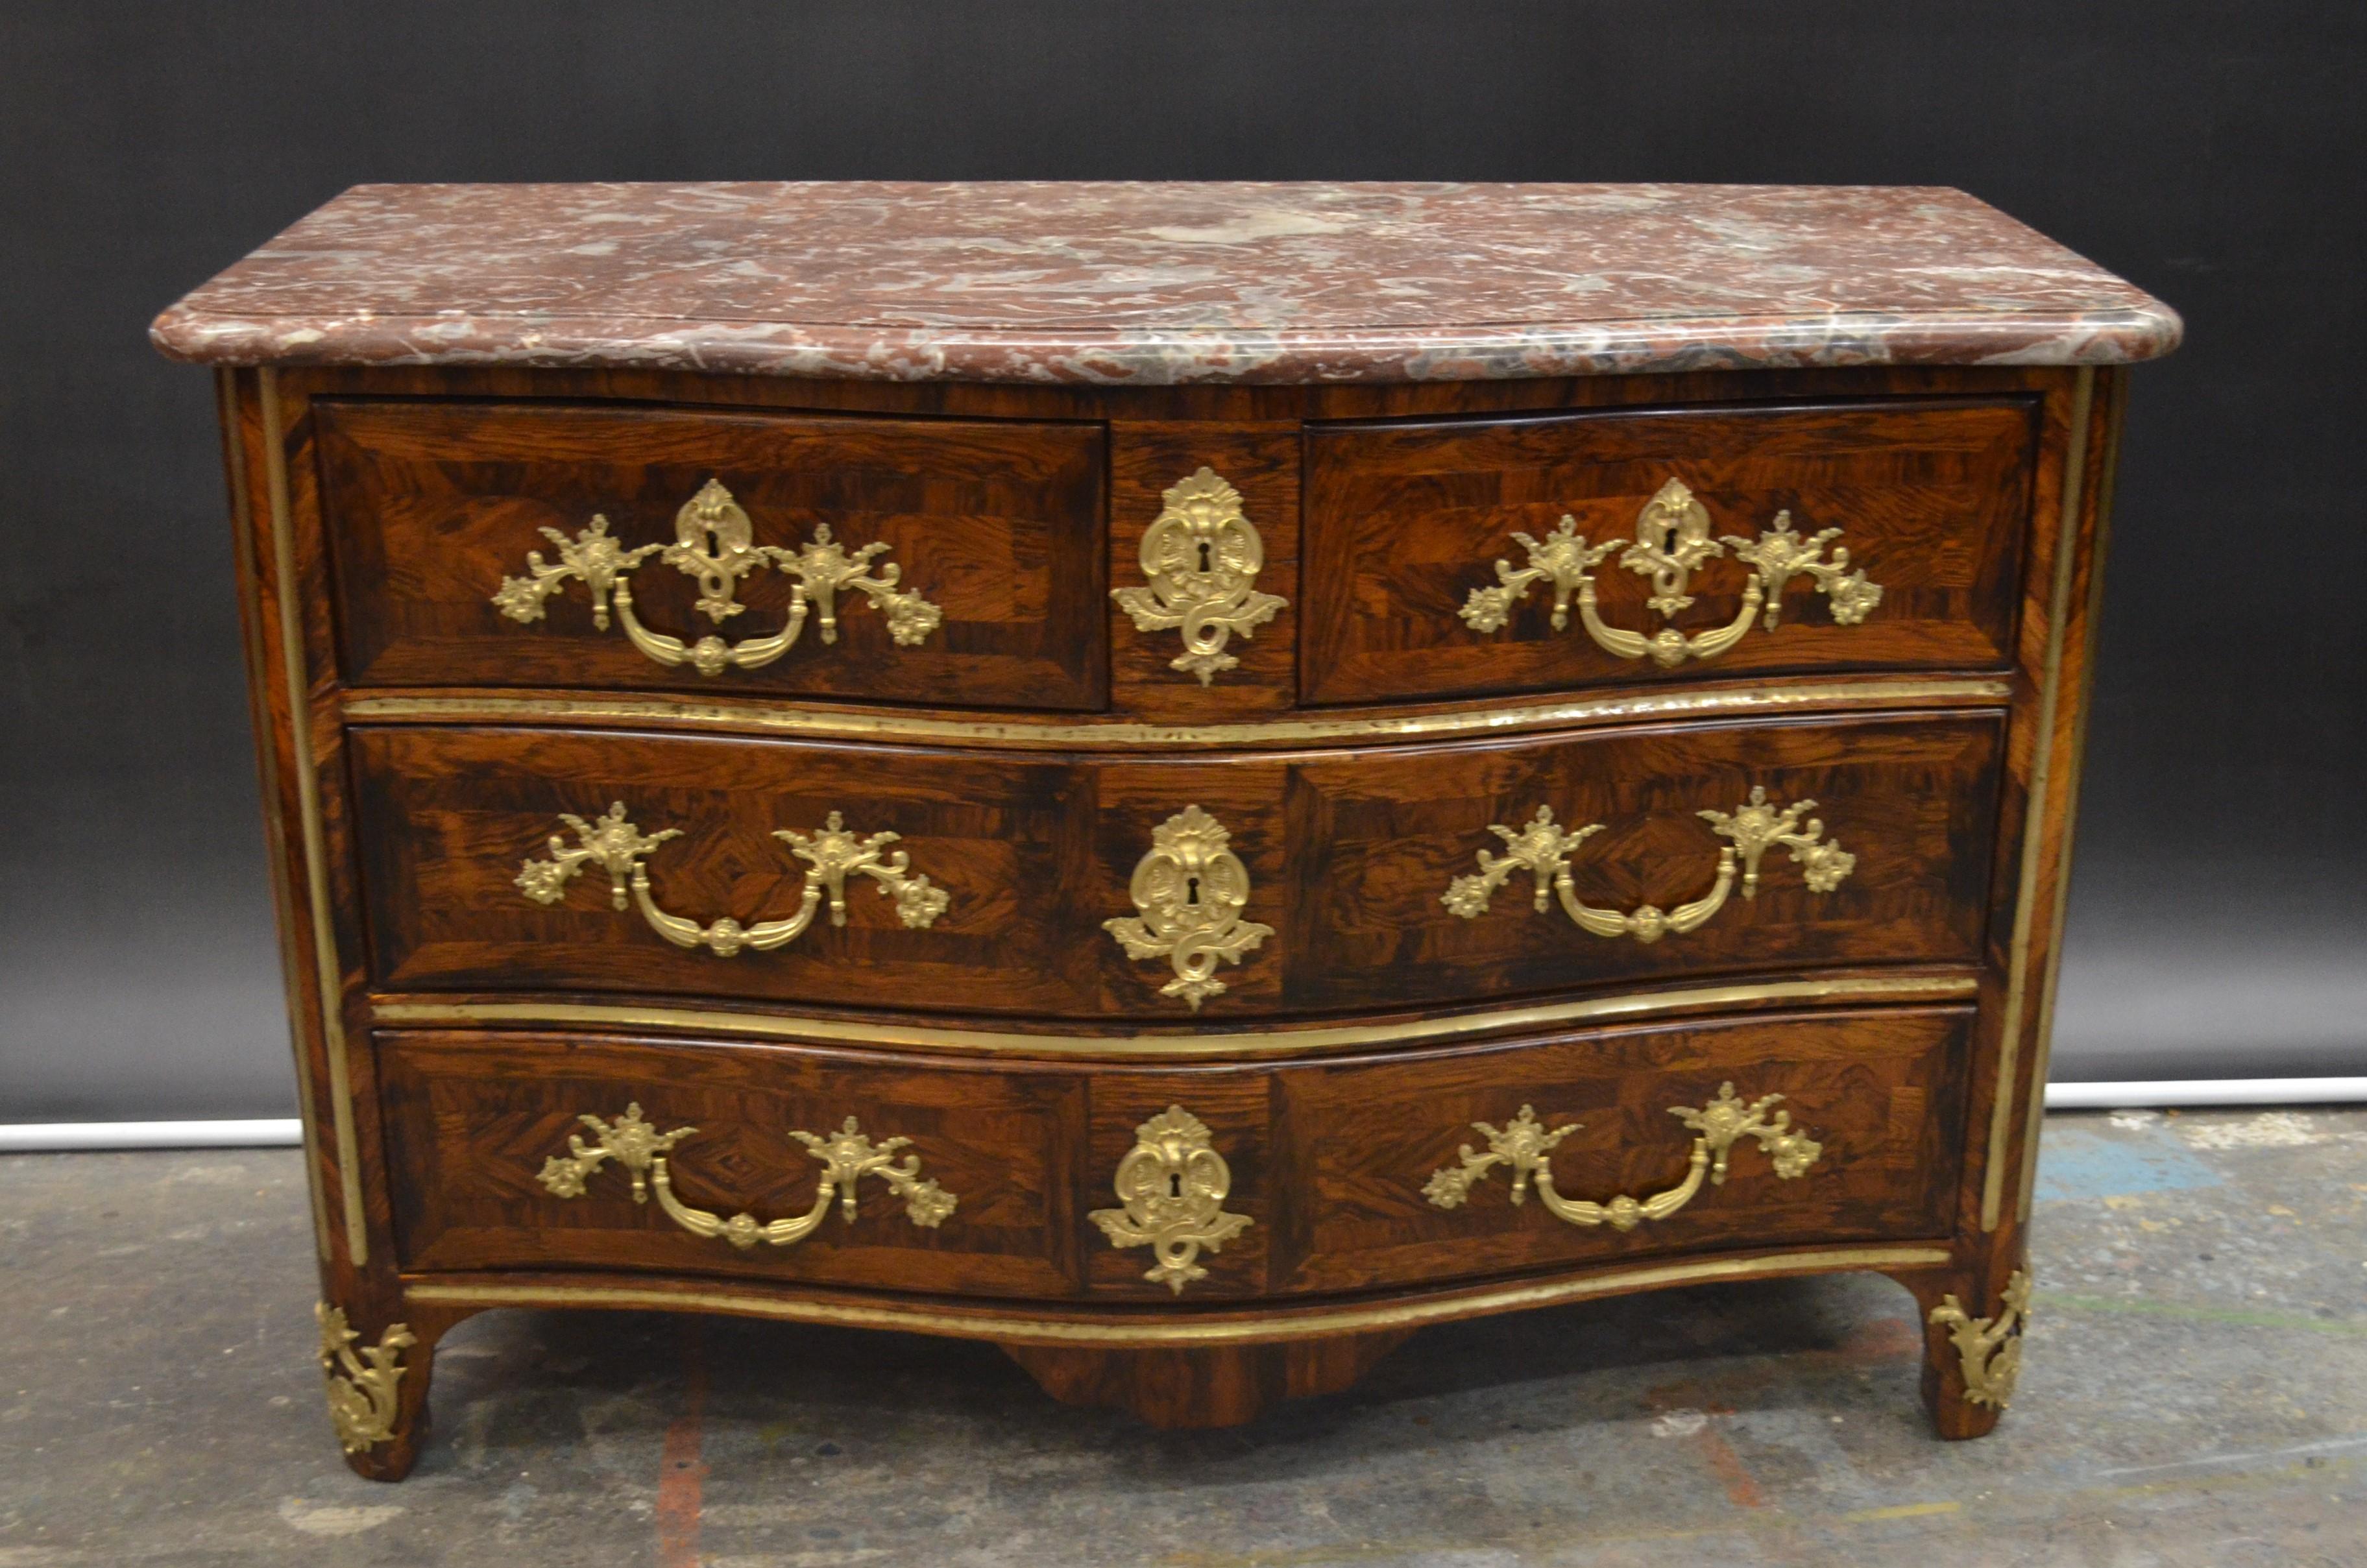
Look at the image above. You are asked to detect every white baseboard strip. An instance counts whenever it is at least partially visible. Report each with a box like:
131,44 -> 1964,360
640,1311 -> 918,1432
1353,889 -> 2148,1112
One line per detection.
2041,1078 -> 2367,1110
0,1118 -> 304,1152
2,1079 -> 2363,1153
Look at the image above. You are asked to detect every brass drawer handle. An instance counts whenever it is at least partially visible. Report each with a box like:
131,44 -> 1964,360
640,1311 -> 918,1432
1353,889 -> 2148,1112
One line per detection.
1089,1105 -> 1253,1294
1459,478 -> 1882,668
1112,466 -> 1286,685
538,1104 -> 957,1250
493,478 -> 943,675
517,802 -> 949,956
1104,806 -> 1272,1010
1424,1084 -> 1824,1231
1442,786 -> 1854,944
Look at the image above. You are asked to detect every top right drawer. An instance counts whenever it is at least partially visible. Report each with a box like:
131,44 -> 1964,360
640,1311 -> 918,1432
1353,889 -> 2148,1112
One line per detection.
1300,398 -> 2036,706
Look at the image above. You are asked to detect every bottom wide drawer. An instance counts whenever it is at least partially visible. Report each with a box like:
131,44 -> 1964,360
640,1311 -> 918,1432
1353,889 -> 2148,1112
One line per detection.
376,1004 -> 1971,1300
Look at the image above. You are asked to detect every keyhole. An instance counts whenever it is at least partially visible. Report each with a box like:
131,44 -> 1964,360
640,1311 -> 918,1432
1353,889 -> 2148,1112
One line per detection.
1169,1173 -> 1184,1198
1185,875 -> 1201,906
1196,540 -> 1213,573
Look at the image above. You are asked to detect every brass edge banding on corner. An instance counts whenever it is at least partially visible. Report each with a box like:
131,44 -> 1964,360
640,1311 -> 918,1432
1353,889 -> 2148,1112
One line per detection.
2019,371 -> 2128,1224
1983,366 -> 2092,1232
373,974 -> 1977,1059
224,370 -> 331,1261
403,1244 -> 1952,1346
263,368 -> 370,1266
340,678 -> 2010,751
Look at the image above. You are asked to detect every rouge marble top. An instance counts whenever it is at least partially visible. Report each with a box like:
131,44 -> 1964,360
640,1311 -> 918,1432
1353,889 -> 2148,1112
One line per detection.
151,182 -> 2179,385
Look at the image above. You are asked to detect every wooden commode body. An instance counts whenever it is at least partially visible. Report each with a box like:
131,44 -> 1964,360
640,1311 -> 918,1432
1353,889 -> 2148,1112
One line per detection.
152,181 -> 2179,1479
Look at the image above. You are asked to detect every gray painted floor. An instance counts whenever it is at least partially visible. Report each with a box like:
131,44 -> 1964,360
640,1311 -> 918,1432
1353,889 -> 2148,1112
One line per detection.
3,1107 -> 2362,1566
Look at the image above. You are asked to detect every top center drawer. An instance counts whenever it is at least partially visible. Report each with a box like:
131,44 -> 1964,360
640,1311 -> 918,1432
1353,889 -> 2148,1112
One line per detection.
315,400 -> 1108,710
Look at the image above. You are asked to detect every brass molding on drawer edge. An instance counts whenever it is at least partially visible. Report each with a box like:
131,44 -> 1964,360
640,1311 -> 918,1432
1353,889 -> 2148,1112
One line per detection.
401,1242 -> 1956,1348
338,677 -> 2013,752
370,972 -> 1979,1060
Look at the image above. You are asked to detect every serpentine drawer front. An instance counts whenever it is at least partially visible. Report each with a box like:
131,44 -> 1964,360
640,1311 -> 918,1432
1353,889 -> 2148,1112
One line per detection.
348,710 -> 2000,1015
376,1007 -> 1963,1302
157,180 -> 2175,1475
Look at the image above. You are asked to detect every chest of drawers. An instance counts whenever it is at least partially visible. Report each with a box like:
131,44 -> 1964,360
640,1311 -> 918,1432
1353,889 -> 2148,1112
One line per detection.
154,181 -> 2178,1479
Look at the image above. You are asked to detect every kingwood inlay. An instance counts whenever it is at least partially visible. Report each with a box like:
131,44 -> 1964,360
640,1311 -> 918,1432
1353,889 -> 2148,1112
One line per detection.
158,180 -> 2172,1477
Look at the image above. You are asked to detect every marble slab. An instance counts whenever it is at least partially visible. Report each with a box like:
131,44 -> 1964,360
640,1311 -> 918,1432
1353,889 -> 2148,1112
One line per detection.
151,182 -> 2179,384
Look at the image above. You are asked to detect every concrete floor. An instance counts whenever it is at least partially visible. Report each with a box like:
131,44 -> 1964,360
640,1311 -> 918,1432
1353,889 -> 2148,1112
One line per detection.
1,1107 -> 2362,1567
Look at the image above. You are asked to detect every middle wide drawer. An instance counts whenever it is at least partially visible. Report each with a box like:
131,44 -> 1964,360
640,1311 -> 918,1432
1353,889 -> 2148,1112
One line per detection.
350,710 -> 2003,1019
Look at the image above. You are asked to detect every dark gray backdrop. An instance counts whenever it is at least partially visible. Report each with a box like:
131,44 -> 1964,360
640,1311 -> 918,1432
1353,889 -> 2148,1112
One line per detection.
5,1 -> 2360,1120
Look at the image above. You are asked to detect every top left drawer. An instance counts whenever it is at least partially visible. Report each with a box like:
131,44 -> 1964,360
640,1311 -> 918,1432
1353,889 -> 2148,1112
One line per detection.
313,400 -> 1108,710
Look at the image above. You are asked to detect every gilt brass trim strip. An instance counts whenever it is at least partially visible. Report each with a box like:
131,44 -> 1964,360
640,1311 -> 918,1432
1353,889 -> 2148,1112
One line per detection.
402,1244 -> 1954,1346
2019,372 -> 2127,1224
263,368 -> 370,1265
371,974 -> 1977,1060
223,370 -> 332,1262
339,678 -> 2010,751
1982,365 -> 2092,1232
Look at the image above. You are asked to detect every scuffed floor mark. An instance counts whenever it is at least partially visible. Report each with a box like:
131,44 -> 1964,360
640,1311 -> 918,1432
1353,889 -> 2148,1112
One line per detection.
1841,1501 -> 1962,1522
2177,1112 -> 2328,1150
276,1497 -> 405,1535
2032,1126 -> 2224,1201
2094,1432 -> 2367,1480
1650,1409 -> 1708,1438
656,1325 -> 707,1568
162,1164 -> 252,1186
2049,1294 -> 2367,1338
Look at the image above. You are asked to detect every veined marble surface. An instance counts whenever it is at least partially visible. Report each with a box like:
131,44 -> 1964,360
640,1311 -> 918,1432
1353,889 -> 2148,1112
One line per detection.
151,182 -> 2180,384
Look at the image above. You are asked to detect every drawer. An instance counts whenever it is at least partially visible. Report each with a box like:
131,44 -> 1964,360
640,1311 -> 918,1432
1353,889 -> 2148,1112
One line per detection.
377,1006 -> 1966,1303
314,400 -> 1108,709
1264,1005 -> 1971,1295
1300,398 -> 2035,705
1276,710 -> 2004,1010
379,1031 -> 1084,1294
352,710 -> 2000,1019
349,725 -> 1092,1015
